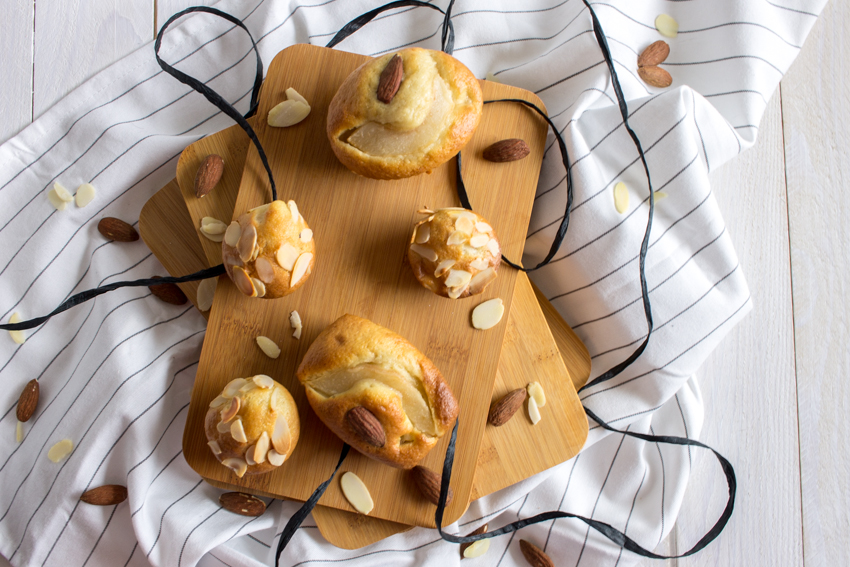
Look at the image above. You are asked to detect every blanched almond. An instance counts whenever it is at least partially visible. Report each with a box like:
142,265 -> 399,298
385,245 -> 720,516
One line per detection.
75,183 -> 96,208
47,189 -> 68,211
410,244 -> 438,262
47,439 -> 74,463
16,421 -> 23,443
268,100 -> 311,127
53,183 -> 74,202
528,396 -> 542,425
655,13 -> 679,38
472,298 -> 505,330
527,382 -> 546,407
290,253 -> 313,287
276,243 -> 300,271
230,418 -> 248,443
224,222 -> 241,247
290,311 -> 302,339
463,539 -> 490,559
8,313 -> 25,345
200,218 -> 227,235
300,228 -> 313,243
196,277 -> 216,312
256,336 -> 281,359
340,471 -> 374,515
614,182 -> 629,213
285,87 -> 310,107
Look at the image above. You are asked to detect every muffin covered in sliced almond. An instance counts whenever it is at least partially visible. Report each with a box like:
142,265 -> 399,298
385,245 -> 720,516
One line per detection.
205,375 -> 301,477
222,200 -> 315,299
407,208 -> 501,299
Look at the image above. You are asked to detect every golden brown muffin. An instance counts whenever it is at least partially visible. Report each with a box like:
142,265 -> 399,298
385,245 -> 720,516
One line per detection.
205,375 -> 301,477
297,314 -> 459,469
327,47 -> 483,180
221,200 -> 315,299
407,208 -> 501,299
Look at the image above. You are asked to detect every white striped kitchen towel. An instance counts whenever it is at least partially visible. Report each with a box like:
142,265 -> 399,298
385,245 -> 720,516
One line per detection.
0,1 -> 826,566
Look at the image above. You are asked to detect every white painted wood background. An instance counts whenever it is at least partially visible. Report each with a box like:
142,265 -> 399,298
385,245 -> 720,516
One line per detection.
0,1 -> 847,566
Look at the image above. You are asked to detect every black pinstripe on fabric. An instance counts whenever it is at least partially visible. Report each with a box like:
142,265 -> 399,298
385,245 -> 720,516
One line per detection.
734,124 -> 759,130
288,537 -> 443,567
582,296 -> 751,401
613,467 -> 648,567
549,192 -> 716,303
649,425 -> 667,546
145,480 -> 204,558
454,8 -> 587,53
42,361 -> 198,561
495,494 -> 530,566
704,89 -> 770,104
209,553 -> 232,567
0,0 -> 268,194
675,394 -> 694,465
534,60 -> 605,95
544,452 -> 582,549
690,90 -> 712,171
8,325 -> 202,562
248,534 -> 270,548
665,54 -> 783,75
591,261 -> 740,361
0,245 -> 148,381
573,428 -> 629,566
307,4 -> 427,40
131,447 -> 186,517
178,508 -> 223,567
588,405 -> 663,432
533,108 -> 687,208
458,493 -> 528,527
494,26 -> 592,77
539,151 -> 698,268
122,542 -> 137,567
765,0 -> 818,17
369,28 -> 443,56
80,502 -> 120,567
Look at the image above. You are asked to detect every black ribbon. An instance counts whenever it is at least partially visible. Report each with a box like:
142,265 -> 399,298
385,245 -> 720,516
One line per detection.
154,6 -> 278,202
0,264 -> 225,331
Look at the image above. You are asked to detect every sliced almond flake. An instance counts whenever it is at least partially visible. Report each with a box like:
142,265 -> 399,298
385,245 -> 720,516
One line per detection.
285,87 -> 310,107
75,183 -> 96,208
434,259 -> 456,278
245,445 -> 257,466
340,471 -> 374,515
196,277 -> 216,312
221,458 -> 248,478
8,313 -> 25,345
474,222 -> 493,234
253,431 -> 270,464
252,278 -> 267,298
469,234 -> 489,248
239,381 -> 257,394
414,223 -> 430,244
471,298 -> 505,330
256,336 -> 281,359
223,378 -> 248,397
455,216 -> 474,234
486,239 -> 500,257
47,439 -> 74,463
300,228 -> 313,243
271,414 -> 291,455
237,225 -> 258,263
232,266 -> 256,296
220,397 -> 241,423
446,231 -> 467,246
470,258 -> 489,271
202,232 -> 224,242
253,374 -> 274,389
409,244 -> 438,262
209,395 -> 229,409
655,14 -> 679,38
230,418 -> 248,443
255,258 -> 275,284
290,253 -> 313,287
207,440 -> 222,456
468,268 -> 497,295
217,420 -> 231,433
267,449 -> 286,467
53,183 -> 74,202
201,216 -> 220,227
444,269 -> 472,289
47,189 -> 68,211
276,243 -> 300,271
290,311 -> 302,339
654,191 -> 668,201
417,208 -> 434,215
614,182 -> 629,214
268,100 -> 311,127
463,539 -> 491,559
485,72 -> 501,83
288,200 -> 300,223
527,382 -> 546,408
224,222 -> 242,247
16,421 -> 23,444
527,396 -> 542,425
447,284 -> 469,299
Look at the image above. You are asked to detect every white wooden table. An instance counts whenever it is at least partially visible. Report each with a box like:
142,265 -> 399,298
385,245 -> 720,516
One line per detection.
1,1 -> 847,566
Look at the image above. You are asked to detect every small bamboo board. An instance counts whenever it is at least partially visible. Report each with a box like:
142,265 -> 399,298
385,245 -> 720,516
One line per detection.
157,46 -> 586,525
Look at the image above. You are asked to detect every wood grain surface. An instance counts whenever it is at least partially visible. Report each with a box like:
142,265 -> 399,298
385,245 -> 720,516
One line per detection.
2,1 -> 849,565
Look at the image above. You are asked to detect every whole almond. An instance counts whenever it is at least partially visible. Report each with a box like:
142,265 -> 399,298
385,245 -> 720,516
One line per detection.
410,465 -> 453,506
519,540 -> 554,567
194,154 -> 224,198
345,407 -> 385,447
16,379 -> 39,422
460,523 -> 488,558
219,492 -> 266,516
637,40 -> 670,67
487,388 -> 527,426
483,139 -> 531,163
98,218 -> 139,242
80,485 -> 128,506
377,54 -> 404,104
638,65 -> 673,88
149,277 -> 188,305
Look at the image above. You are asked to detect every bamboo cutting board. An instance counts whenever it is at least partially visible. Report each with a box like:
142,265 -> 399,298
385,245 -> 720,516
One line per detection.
168,46 -> 586,525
